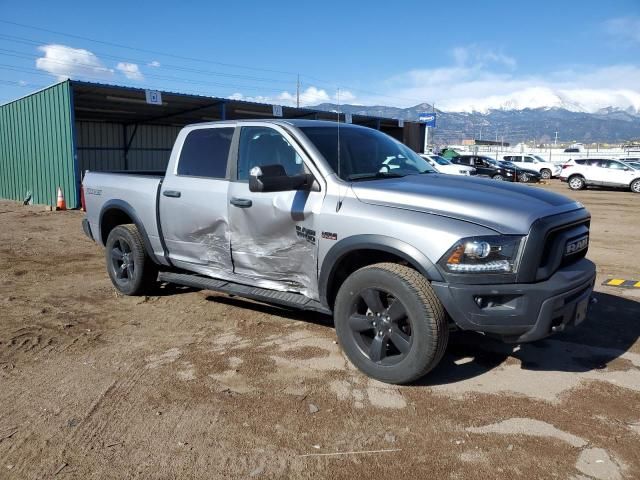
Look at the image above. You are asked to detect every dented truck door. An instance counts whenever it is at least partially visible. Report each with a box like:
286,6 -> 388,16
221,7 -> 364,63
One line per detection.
227,125 -> 325,298
159,125 -> 235,272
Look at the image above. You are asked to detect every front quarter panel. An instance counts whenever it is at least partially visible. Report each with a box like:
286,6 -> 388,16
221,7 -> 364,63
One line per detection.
316,184 -> 497,302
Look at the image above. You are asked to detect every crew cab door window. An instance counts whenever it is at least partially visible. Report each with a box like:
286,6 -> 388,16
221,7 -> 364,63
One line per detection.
177,127 -> 234,178
524,156 -> 535,163
237,127 -> 305,180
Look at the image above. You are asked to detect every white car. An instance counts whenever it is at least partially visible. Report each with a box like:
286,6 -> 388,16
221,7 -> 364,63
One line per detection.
560,158 -> 640,193
502,154 -> 561,179
420,154 -> 476,176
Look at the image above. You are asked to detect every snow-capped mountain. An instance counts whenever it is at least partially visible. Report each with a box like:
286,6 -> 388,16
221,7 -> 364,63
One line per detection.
312,102 -> 640,143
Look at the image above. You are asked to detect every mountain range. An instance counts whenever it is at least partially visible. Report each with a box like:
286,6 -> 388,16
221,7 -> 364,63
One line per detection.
312,103 -> 640,144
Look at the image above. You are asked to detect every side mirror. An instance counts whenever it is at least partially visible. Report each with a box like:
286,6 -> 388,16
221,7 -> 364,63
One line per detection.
249,164 -> 312,193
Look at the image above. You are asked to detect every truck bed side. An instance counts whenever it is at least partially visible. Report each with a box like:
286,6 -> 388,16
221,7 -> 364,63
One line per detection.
83,171 -> 167,264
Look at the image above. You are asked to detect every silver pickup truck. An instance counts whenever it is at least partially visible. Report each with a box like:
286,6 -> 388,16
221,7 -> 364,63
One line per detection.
82,119 -> 596,384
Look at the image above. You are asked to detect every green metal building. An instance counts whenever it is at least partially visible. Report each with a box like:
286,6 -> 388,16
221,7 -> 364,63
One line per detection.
1,80 -> 425,209
0,81 -> 77,207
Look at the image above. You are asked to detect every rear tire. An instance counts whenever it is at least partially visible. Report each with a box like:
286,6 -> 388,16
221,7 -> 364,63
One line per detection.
568,175 -> 586,190
518,172 -> 530,183
631,178 -> 640,193
105,224 -> 158,295
540,169 -> 552,180
334,263 -> 448,384
492,174 -> 504,181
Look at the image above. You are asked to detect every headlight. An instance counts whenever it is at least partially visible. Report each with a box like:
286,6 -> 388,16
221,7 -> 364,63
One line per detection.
439,235 -> 525,274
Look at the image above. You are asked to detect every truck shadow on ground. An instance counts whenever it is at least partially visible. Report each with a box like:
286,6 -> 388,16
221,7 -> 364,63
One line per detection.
204,291 -> 638,386
420,291 -> 640,386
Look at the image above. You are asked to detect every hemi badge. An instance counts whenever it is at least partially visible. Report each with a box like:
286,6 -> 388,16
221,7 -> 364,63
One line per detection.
565,235 -> 589,256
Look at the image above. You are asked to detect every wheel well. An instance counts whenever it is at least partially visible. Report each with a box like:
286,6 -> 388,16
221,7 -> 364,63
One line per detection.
101,208 -> 133,244
326,249 -> 416,309
568,173 -> 584,180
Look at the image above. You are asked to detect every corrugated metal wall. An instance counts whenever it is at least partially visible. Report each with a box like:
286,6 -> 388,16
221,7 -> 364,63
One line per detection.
0,81 -> 78,207
76,122 -> 180,173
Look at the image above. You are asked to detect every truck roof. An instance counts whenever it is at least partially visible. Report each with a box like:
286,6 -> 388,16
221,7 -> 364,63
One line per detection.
183,119 -> 370,129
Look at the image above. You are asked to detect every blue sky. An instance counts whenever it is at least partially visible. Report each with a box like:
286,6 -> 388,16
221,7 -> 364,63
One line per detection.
1,0 -> 639,111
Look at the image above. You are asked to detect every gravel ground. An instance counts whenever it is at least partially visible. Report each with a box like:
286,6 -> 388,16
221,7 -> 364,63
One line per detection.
0,180 -> 638,479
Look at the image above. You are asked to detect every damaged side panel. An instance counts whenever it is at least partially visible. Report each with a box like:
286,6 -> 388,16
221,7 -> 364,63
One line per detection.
159,175 -> 233,271
227,185 -> 324,299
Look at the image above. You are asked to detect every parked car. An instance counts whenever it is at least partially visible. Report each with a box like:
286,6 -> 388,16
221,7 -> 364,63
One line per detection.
82,119 -> 596,384
499,160 -> 542,183
420,154 -> 476,176
502,154 -> 561,179
451,155 -> 516,181
560,158 -> 640,193
625,161 -> 640,169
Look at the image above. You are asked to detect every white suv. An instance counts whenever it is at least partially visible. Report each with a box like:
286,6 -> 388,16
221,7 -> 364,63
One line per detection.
560,158 -> 640,193
502,155 -> 561,179
420,154 -> 476,176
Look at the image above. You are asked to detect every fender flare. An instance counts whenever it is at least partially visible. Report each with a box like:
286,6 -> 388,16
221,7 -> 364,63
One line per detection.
318,234 -> 443,307
98,199 -> 161,265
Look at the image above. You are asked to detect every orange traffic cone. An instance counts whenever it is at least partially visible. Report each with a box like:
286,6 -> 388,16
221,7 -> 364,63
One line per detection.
56,187 -> 66,211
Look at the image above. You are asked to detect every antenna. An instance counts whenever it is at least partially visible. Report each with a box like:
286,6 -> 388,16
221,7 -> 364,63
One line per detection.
336,87 -> 345,212
337,87 -> 341,179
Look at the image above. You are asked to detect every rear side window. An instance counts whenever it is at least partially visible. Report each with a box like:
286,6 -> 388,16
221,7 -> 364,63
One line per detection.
574,159 -> 587,165
177,128 -> 234,178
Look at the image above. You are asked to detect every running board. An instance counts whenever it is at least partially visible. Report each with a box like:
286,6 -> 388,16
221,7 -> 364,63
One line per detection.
158,271 -> 332,315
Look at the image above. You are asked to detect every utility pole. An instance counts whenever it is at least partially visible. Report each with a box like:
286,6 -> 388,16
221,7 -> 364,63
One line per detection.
554,131 -> 558,146
296,74 -> 300,109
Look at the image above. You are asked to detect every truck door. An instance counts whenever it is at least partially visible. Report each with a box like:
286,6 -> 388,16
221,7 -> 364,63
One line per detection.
227,125 -> 324,298
159,126 -> 235,272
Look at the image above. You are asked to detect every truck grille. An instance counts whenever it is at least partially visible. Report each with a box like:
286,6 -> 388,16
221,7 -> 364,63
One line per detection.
536,219 -> 590,279
517,209 -> 591,283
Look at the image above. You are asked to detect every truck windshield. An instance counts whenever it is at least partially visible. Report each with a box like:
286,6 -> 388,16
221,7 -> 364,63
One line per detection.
300,125 -> 436,181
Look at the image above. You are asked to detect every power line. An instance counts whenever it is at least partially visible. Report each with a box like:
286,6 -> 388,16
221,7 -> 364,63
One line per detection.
0,33 -> 295,86
0,20 -> 432,107
0,19 -> 298,76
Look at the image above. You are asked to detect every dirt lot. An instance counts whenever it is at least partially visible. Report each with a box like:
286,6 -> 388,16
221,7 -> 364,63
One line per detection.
1,180 -> 639,479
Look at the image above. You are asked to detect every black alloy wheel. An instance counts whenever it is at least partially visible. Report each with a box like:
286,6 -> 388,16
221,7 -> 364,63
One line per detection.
347,288 -> 413,365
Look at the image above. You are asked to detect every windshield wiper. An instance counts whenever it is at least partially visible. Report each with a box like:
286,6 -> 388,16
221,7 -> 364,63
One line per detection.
347,171 -> 408,181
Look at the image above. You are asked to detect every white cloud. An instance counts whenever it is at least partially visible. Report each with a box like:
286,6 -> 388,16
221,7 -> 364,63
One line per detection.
116,62 -> 144,81
229,86 -> 355,107
148,60 -> 161,68
35,44 -> 114,81
604,16 -> 640,44
452,45 -> 516,69
371,58 -> 640,113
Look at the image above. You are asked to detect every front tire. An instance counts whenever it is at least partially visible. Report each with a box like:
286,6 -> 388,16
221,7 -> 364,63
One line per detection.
631,178 -> 640,193
334,263 -> 448,384
105,224 -> 158,295
568,175 -> 586,190
540,169 -> 552,180
492,174 -> 504,181
518,172 -> 530,183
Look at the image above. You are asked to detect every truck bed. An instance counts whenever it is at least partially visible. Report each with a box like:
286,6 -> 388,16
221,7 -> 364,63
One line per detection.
82,171 -> 165,259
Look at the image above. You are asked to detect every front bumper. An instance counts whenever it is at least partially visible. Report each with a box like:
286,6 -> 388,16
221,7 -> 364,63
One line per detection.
431,258 -> 596,343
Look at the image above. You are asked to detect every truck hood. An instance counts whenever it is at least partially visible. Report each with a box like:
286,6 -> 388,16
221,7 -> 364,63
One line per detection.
351,174 -> 584,235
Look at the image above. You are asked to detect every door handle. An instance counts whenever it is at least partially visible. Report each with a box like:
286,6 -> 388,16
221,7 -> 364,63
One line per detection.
163,190 -> 181,198
230,197 -> 252,208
